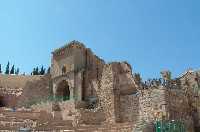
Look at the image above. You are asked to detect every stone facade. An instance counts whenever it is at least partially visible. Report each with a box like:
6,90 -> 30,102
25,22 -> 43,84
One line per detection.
51,41 -> 105,103
0,40 -> 199,131
0,74 -> 51,107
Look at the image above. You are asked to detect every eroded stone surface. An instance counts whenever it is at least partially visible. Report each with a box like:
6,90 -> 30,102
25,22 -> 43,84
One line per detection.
0,41 -> 199,131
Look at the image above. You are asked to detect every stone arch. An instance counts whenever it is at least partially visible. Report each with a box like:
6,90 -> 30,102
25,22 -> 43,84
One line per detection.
62,66 -> 67,74
55,80 -> 70,101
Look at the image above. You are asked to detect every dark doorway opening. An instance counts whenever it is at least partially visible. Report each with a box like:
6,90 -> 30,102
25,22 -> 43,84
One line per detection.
56,80 -> 70,101
0,96 -> 6,107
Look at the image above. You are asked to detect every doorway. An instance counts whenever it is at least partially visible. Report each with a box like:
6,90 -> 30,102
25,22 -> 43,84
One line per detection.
56,80 -> 70,101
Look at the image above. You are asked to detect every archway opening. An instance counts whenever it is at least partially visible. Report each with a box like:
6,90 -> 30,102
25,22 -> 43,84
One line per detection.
0,95 -> 6,107
56,80 -> 70,101
62,66 -> 67,75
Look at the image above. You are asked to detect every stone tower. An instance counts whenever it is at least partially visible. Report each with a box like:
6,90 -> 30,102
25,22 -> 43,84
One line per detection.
51,40 -> 105,103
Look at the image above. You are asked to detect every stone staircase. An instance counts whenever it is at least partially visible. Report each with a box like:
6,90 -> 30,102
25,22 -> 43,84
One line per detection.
75,123 -> 134,132
133,119 -> 154,132
0,109 -> 136,131
0,110 -> 39,130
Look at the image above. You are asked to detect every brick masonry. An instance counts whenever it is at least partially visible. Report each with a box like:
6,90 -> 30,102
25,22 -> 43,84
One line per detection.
0,41 -> 199,131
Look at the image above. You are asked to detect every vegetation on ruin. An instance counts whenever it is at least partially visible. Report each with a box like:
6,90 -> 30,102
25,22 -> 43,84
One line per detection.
155,120 -> 186,132
31,66 -> 47,75
22,95 -> 73,108
0,64 -> 2,73
5,62 -> 10,74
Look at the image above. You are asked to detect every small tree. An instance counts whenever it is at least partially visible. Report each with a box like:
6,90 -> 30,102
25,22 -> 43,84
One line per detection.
43,68 -> 46,75
15,68 -> 19,75
32,68 -> 36,75
10,65 -> 15,74
35,67 -> 39,75
0,64 -> 2,74
40,66 -> 45,75
5,62 -> 10,74
47,67 -> 50,74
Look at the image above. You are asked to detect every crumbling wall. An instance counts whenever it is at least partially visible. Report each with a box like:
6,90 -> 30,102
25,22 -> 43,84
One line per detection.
98,64 -> 118,123
138,86 -> 194,132
98,62 -> 137,123
82,48 -> 105,100
168,89 -> 189,120
139,87 -> 169,122
180,71 -> 200,130
168,88 -> 194,131
17,75 -> 51,107
31,101 -> 53,113
120,94 -> 139,123
51,41 -> 105,102
78,108 -> 106,124
51,41 -> 86,78
0,74 -> 50,107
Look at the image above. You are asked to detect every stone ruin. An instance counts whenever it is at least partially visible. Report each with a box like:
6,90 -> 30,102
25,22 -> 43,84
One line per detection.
0,40 -> 199,131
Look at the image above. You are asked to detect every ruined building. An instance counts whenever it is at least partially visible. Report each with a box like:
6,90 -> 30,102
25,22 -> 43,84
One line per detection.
0,40 -> 199,131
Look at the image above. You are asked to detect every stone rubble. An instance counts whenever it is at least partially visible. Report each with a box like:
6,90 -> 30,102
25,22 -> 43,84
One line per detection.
0,41 -> 199,131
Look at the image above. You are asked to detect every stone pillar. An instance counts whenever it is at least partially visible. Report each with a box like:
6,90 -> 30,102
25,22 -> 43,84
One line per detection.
70,86 -> 74,101
99,64 -> 121,124
75,71 -> 83,101
52,83 -> 57,99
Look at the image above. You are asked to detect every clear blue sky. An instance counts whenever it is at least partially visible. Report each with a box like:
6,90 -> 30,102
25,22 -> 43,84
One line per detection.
0,0 -> 199,80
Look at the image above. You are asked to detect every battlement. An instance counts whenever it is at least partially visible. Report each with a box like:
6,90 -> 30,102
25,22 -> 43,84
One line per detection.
52,40 -> 86,56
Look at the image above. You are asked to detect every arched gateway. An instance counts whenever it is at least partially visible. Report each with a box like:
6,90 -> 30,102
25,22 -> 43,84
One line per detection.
55,80 -> 70,101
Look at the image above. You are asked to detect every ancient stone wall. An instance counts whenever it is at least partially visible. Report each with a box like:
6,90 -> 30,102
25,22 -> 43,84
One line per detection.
168,88 -> 194,131
98,62 -> 137,123
0,74 -> 51,107
57,101 -> 77,121
51,41 -> 87,78
138,85 -> 195,131
17,75 -> 51,108
120,94 -> 139,123
52,55 -> 75,78
82,48 -> 105,100
179,70 -> 200,130
98,64 -> 117,123
1,41 -> 200,131
31,101 -> 53,114
78,108 -> 106,124
112,62 -> 137,95
138,87 -> 172,121
167,89 -> 189,120
51,41 -> 105,102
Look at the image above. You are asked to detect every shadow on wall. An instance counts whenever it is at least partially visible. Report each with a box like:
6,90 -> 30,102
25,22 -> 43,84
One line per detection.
80,87 -> 106,124
0,94 -> 18,108
0,95 -> 6,107
17,75 -> 51,108
55,80 -> 70,101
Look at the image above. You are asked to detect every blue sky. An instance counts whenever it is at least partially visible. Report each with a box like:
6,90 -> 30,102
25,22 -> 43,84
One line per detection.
0,0 -> 199,80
